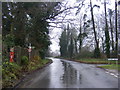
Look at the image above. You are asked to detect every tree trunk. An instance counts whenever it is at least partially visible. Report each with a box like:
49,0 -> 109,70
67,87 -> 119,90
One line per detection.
109,15 -> 114,52
104,0 -> 110,57
69,34 -> 74,58
115,0 -> 118,57
79,23 -> 82,53
118,1 -> 120,60
90,0 -> 100,58
74,39 -> 78,54
101,37 -> 105,53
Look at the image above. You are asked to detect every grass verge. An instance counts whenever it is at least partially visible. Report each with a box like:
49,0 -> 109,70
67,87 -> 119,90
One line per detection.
97,64 -> 120,71
76,58 -> 119,64
59,57 -> 119,64
27,59 -> 52,72
2,59 -> 52,88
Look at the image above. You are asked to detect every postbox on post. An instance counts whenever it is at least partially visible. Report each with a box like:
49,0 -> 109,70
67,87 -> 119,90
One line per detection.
10,47 -> 14,62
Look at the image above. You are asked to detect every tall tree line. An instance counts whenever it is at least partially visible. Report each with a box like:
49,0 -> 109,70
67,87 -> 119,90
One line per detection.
59,24 -> 78,58
59,0 -> 119,58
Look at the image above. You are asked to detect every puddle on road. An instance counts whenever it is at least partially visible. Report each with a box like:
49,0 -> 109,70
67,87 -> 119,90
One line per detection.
60,60 -> 82,87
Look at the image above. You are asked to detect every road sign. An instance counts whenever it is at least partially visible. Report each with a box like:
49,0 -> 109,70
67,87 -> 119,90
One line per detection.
108,58 -> 118,61
107,58 -> 118,65
28,48 -> 31,52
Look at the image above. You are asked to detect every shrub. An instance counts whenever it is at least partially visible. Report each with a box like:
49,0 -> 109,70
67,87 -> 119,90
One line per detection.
33,55 -> 41,61
2,62 -> 21,77
2,61 -> 21,87
74,46 -> 94,59
27,61 -> 36,71
9,62 -> 21,72
75,51 -> 93,59
21,56 -> 29,65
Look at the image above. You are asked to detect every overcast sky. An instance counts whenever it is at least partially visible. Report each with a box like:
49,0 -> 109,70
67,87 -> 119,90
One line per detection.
49,0 -> 116,54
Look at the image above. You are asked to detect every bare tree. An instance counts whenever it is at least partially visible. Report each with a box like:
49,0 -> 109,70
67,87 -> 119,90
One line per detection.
90,0 -> 100,58
108,9 -> 114,53
115,0 -> 118,57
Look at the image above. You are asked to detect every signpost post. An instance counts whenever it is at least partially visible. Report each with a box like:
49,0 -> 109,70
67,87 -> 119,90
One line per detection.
28,43 -> 32,61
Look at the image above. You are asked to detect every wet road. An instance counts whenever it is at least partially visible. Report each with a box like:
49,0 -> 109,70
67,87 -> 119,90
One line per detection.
18,58 -> 118,88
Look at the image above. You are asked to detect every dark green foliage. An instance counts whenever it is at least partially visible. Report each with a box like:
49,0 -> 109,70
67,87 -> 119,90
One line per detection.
2,57 -> 51,87
39,50 -> 46,59
2,61 -> 20,73
2,2 -> 61,59
68,34 -> 74,58
59,29 -> 68,57
104,0 -> 110,57
21,56 -> 29,65
105,28 -> 110,57
4,34 -> 15,47
2,61 -> 21,87
59,26 -> 78,58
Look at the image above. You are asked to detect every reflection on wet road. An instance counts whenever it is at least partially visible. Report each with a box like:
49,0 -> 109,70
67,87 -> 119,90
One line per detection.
18,58 -> 118,88
61,60 -> 80,87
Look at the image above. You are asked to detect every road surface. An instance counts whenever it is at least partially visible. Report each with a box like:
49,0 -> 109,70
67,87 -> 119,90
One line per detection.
17,58 -> 118,88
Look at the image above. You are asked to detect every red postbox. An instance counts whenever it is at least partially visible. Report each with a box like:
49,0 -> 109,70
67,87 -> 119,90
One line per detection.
10,48 -> 14,62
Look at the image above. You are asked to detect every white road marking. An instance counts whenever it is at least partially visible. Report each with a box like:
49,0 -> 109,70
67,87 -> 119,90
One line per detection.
105,71 -> 118,78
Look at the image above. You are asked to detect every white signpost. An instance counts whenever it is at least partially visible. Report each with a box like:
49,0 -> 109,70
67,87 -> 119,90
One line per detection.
28,43 -> 32,61
107,58 -> 118,65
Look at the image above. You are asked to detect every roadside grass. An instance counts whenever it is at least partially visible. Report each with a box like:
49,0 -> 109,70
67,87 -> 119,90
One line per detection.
76,58 -> 119,64
42,59 -> 50,64
2,62 -> 22,87
28,59 -> 52,71
97,64 -> 120,71
2,58 -> 52,88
